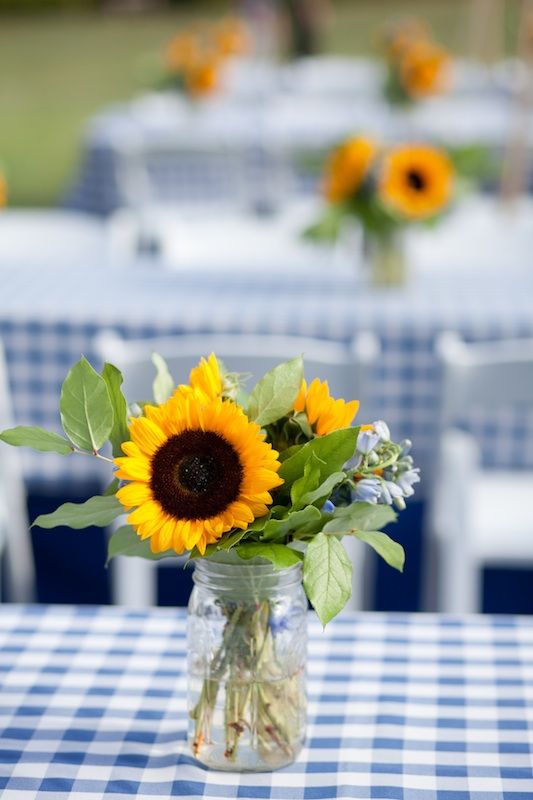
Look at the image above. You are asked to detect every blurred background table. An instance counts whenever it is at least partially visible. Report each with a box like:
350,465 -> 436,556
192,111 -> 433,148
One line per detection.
1,605 -> 532,799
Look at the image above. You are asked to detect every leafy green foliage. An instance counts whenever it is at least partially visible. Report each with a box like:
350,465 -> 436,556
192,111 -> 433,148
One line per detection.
303,532 -> 352,625
33,494 -> 124,530
322,503 -> 397,534
262,505 -> 323,542
236,542 -> 303,570
152,353 -> 174,404
60,357 -> 114,452
247,356 -> 303,427
302,203 -> 348,243
0,426 -> 72,454
102,477 -> 120,496
107,525 -> 176,564
353,530 -> 405,572
102,363 -> 130,457
279,427 -> 358,497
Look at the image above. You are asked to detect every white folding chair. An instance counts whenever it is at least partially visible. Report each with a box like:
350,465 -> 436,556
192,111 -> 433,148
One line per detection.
114,135 -> 252,214
427,332 -> 533,613
0,339 -> 35,602
94,331 -> 380,610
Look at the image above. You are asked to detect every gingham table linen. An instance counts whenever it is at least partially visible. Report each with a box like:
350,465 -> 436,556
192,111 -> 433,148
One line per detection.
1,606 -> 533,799
2,198 -> 533,488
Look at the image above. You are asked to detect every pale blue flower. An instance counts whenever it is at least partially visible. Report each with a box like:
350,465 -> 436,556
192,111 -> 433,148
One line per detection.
356,429 -> 380,454
353,477 -> 381,503
322,500 -> 335,513
396,468 -> 420,497
373,420 -> 390,442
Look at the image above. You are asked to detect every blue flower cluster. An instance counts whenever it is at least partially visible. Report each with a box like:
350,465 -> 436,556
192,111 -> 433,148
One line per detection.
352,422 -> 420,510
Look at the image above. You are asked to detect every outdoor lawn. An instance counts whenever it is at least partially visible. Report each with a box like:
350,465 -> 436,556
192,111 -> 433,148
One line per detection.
0,0 -> 516,207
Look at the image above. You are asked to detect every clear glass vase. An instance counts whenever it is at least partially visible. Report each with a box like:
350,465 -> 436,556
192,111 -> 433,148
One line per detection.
187,553 -> 307,771
365,231 -> 407,287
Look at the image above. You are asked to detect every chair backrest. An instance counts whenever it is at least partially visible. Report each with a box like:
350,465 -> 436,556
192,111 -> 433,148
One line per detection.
436,332 -> 533,428
93,331 -> 379,417
114,136 -> 253,213
0,339 -> 35,602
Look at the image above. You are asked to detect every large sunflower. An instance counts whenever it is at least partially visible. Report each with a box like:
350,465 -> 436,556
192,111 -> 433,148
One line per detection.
294,378 -> 359,436
400,41 -> 452,99
378,144 -> 454,220
115,393 -> 283,555
323,137 -> 377,204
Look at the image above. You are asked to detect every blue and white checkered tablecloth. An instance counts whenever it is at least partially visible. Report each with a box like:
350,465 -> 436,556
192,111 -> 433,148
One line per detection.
1,606 -> 533,799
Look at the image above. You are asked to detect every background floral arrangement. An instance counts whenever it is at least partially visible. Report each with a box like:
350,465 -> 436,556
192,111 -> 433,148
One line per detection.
162,17 -> 250,99
305,135 -> 456,246
381,17 -> 453,106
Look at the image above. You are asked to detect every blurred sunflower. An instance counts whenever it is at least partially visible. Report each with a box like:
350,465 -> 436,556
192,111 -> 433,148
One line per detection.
399,40 -> 452,99
185,57 -> 220,98
383,17 -> 431,61
323,137 -> 378,203
165,32 -> 200,75
294,378 -> 359,436
115,393 -> 283,556
379,144 -> 454,220
214,18 -> 250,58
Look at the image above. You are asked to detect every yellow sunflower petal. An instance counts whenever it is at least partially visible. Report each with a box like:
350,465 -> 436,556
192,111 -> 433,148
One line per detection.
116,482 -> 153,510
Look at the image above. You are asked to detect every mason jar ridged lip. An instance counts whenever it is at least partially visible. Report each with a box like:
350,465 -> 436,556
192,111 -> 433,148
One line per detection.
192,553 -> 303,593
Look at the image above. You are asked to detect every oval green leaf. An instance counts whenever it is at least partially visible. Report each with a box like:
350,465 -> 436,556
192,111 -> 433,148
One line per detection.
33,494 -> 124,530
247,356 -> 303,427
303,531 -> 352,626
0,426 -> 73,455
60,357 -> 114,451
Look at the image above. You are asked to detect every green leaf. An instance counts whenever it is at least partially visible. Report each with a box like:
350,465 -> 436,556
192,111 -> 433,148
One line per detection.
0,426 -> 72,455
303,532 -> 352,625
354,530 -> 405,572
106,525 -> 176,564
262,505 -> 323,542
247,356 -> 303,427
152,353 -> 174,404
60,357 -> 114,451
279,427 -> 358,496
290,455 -> 321,509
236,542 -> 303,570
299,471 -> 346,509
323,502 -> 397,534
102,477 -> 120,496
33,494 -> 124,530
102,363 -> 130,458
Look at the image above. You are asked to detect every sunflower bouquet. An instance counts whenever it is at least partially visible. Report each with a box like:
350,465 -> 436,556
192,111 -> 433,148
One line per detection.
305,135 -> 456,284
0,352 -> 418,769
381,18 -> 453,106
161,18 -> 250,99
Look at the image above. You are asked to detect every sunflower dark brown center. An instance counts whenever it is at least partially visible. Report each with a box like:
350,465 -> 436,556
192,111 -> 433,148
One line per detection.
150,430 -> 243,520
406,169 -> 426,191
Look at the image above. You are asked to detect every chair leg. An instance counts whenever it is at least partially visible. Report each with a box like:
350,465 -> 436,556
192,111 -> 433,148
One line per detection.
439,541 -> 481,614
112,557 -> 157,607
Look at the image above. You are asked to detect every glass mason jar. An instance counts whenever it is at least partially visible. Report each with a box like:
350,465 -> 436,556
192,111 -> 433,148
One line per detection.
187,553 -> 307,771
365,231 -> 407,287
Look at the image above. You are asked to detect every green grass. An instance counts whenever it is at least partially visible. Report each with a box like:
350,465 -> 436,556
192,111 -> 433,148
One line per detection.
0,1 -> 517,207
